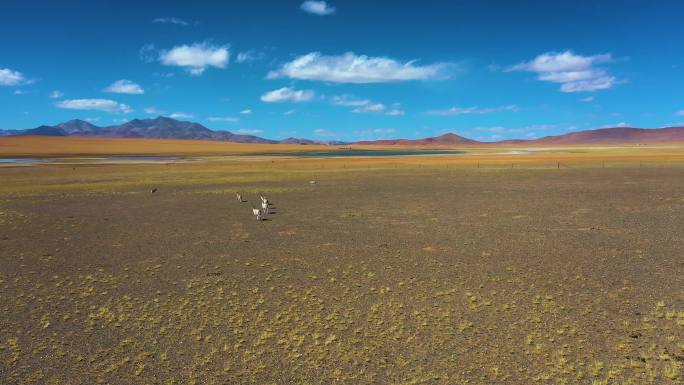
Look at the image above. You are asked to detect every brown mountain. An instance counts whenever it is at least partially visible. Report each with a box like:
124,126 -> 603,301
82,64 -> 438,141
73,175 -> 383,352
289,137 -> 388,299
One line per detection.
5,119 -> 684,146
501,126 -> 684,145
356,127 -> 684,146
355,133 -> 480,145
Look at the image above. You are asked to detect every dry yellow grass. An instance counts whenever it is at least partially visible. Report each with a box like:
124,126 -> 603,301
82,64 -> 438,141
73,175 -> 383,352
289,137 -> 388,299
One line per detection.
0,136 -> 334,157
4,136 -> 684,162
1,154 -> 684,384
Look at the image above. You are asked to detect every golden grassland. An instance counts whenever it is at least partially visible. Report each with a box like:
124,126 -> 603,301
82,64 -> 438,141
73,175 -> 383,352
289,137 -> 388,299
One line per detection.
0,136 -> 335,157
4,135 -> 684,160
1,150 -> 683,384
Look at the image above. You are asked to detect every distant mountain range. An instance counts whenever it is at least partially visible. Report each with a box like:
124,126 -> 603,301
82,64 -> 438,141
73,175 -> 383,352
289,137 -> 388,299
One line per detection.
358,127 -> 684,145
2,117 -> 684,146
0,117 -> 346,145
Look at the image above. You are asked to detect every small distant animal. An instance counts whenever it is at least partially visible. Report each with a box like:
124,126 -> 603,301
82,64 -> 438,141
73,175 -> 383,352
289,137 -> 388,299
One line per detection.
261,201 -> 269,214
252,207 -> 263,220
309,180 -> 316,185
236,192 -> 242,202
150,188 -> 158,194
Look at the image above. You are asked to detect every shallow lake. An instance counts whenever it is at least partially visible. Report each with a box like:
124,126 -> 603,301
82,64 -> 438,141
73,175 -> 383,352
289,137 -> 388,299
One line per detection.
0,156 -> 177,164
274,149 -> 466,157
0,158 -> 51,164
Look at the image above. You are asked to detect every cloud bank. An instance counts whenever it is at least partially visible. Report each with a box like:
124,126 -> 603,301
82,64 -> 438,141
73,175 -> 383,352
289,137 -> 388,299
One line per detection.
152,17 -> 190,26
160,42 -> 229,75
300,1 -> 335,15
0,68 -> 28,86
508,51 -> 616,92
104,79 -> 144,94
261,87 -> 314,103
268,52 -> 450,83
56,99 -> 132,114
427,105 -> 519,116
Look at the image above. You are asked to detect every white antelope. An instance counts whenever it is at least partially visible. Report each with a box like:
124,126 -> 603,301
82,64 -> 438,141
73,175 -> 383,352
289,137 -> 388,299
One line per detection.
236,192 -> 242,202
261,201 -> 269,214
252,207 -> 262,220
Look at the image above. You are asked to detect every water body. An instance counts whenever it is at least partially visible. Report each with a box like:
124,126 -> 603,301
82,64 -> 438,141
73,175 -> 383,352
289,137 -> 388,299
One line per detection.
0,156 -> 177,164
104,156 -> 178,162
0,151 -> 465,164
0,158 -> 51,164
274,149 -> 466,157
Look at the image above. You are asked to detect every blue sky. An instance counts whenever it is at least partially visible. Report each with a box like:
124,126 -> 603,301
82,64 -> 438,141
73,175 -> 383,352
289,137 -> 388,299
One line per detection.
1,0 -> 683,141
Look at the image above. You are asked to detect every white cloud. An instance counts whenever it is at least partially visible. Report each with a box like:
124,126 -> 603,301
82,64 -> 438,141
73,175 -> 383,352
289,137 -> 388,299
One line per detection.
355,128 -> 397,138
284,110 -> 295,115
260,87 -> 314,103
152,17 -> 189,26
236,129 -> 264,135
470,124 -> 557,136
104,79 -> 144,94
13,90 -> 28,95
49,90 -> 64,99
207,116 -> 239,122
300,1 -> 335,15
353,103 -> 386,113
236,50 -> 263,63
236,52 -> 253,63
268,52 -> 450,83
144,106 -> 167,115
168,112 -> 194,119
676,110 -> 684,116
153,72 -> 175,78
160,42 -> 229,75
600,122 -> 630,128
85,117 -> 101,123
240,109 -> 253,115
427,105 -> 518,115
508,51 -> 616,93
580,96 -> 595,102
331,94 -> 370,106
334,95 -> 404,115
139,44 -> 157,63
0,68 -> 28,86
56,99 -> 132,114
359,128 -> 396,134
525,124 -> 557,131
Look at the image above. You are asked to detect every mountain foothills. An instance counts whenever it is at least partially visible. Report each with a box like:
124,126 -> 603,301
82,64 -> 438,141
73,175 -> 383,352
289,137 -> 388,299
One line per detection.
1,117 -> 684,145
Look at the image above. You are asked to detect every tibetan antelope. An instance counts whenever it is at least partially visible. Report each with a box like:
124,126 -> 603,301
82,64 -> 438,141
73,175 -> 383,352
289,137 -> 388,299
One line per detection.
252,207 -> 262,221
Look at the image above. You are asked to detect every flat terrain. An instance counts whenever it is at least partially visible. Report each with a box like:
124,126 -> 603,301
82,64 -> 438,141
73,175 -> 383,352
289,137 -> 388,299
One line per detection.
1,155 -> 683,384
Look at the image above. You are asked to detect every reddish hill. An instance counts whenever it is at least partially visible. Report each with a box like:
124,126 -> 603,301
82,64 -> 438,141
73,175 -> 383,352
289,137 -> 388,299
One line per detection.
356,133 -> 480,146
356,127 -> 684,146
504,126 -> 684,145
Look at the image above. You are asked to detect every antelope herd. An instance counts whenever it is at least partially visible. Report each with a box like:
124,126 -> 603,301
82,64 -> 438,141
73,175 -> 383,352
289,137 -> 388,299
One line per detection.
237,192 -> 273,221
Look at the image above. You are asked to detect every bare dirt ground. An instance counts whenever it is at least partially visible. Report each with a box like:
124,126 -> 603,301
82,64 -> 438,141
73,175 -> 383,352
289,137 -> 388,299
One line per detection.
1,158 -> 683,384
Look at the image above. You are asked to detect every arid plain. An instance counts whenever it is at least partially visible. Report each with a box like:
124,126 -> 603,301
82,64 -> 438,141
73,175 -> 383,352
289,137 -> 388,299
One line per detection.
1,138 -> 683,384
